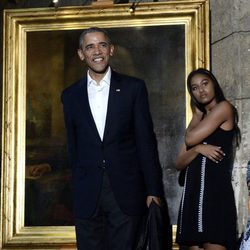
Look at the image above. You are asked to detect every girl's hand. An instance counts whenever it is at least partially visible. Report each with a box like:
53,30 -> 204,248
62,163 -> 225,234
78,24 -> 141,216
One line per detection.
195,144 -> 225,163
187,107 -> 204,132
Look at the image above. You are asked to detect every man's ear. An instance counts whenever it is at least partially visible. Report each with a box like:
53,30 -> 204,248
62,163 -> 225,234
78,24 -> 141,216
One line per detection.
110,45 -> 115,57
77,49 -> 85,61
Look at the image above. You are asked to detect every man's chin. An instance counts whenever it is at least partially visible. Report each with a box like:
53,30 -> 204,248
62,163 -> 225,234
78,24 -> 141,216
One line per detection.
90,66 -> 109,75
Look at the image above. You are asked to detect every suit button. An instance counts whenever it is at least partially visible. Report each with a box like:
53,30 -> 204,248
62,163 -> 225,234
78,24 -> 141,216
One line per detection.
102,159 -> 106,169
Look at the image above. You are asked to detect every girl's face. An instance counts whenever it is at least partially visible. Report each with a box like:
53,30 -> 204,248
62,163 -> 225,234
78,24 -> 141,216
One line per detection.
190,73 -> 216,107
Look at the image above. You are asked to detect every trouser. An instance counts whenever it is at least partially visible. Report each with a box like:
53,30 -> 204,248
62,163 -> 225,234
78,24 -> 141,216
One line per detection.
75,172 -> 142,250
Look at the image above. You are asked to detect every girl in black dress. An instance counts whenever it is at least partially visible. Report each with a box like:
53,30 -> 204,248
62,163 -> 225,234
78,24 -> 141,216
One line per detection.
175,68 -> 241,250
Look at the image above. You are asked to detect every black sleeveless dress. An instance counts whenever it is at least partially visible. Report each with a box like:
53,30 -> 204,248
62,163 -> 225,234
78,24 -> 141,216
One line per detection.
176,128 -> 237,248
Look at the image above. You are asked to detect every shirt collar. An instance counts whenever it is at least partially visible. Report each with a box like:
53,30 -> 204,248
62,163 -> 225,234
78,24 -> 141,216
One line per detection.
87,66 -> 111,87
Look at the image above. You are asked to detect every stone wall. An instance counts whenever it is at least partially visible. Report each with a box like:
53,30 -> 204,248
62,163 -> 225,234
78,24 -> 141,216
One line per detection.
210,0 -> 250,234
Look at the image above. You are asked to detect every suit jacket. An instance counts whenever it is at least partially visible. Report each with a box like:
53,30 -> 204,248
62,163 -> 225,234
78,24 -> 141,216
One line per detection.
61,70 -> 163,219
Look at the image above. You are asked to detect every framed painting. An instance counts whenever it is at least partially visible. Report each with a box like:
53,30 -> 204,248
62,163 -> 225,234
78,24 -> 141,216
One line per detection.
1,0 -> 209,249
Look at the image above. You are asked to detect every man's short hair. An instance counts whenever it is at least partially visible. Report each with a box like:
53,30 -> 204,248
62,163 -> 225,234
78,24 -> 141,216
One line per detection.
79,27 -> 112,49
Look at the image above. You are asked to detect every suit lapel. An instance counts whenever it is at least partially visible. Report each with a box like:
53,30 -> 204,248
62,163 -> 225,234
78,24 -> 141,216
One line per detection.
77,77 -> 102,141
76,71 -> 121,143
103,71 -> 121,141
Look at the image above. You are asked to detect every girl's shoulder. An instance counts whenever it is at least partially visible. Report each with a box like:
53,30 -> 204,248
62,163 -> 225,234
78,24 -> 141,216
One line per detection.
217,100 -> 233,108
214,100 -> 234,116
216,101 -> 235,130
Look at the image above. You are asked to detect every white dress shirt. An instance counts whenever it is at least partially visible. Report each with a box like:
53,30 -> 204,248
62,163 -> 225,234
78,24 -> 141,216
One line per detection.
87,67 -> 111,141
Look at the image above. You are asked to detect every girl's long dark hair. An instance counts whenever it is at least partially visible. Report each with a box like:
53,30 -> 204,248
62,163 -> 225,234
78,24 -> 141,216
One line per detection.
187,68 -> 241,148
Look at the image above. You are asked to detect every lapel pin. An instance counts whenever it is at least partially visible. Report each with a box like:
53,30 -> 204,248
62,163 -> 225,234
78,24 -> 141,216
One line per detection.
116,89 -> 121,92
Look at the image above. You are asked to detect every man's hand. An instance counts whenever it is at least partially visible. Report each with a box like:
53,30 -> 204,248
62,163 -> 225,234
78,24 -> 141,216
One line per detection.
146,195 -> 161,207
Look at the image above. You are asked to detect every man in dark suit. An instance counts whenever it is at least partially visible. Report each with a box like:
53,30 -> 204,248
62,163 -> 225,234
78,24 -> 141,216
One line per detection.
61,27 -> 164,250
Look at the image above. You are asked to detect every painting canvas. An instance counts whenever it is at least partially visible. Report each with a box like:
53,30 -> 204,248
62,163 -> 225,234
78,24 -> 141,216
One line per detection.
25,25 -> 185,226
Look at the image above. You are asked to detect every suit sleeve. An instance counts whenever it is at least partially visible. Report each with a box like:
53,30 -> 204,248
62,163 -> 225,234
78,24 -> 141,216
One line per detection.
61,91 -> 76,169
133,81 -> 164,197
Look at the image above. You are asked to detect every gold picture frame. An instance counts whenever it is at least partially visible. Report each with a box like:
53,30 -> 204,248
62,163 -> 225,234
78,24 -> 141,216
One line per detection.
1,1 -> 209,249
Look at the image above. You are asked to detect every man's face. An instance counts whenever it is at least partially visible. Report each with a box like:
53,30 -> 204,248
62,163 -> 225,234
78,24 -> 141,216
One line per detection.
78,32 -> 114,80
